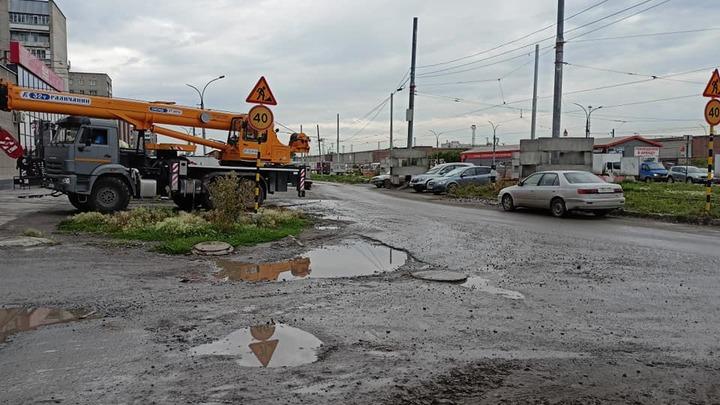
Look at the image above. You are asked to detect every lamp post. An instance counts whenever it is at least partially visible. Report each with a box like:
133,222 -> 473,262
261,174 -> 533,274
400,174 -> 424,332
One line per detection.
572,103 -> 602,138
428,130 -> 442,148
389,87 -> 404,151
186,75 -> 226,154
488,121 -> 500,169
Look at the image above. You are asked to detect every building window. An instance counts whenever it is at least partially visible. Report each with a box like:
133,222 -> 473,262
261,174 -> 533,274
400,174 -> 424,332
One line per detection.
89,80 -> 97,86
68,79 -> 73,86
89,90 -> 97,96
78,79 -> 84,85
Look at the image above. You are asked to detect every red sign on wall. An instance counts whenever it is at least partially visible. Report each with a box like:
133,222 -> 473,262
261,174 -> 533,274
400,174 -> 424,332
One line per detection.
9,41 -> 65,91
0,127 -> 24,160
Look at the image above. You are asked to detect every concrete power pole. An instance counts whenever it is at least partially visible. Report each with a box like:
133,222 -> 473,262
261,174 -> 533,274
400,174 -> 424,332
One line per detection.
407,17 -> 418,149
531,44 -> 540,140
316,125 -> 322,162
336,113 -> 340,165
551,0 -> 565,138
471,124 -> 477,147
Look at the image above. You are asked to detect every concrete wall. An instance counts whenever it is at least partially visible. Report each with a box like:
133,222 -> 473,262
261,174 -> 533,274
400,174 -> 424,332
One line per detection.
658,137 -> 691,163
49,0 -> 68,90
519,137 -> 593,177
0,66 -> 19,188
0,0 -> 10,56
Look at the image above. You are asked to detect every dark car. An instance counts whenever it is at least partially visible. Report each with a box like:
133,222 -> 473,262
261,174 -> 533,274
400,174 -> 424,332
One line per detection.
427,166 -> 495,194
409,163 -> 473,192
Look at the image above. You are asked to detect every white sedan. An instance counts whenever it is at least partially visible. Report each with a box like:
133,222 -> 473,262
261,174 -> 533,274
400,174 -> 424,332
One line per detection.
498,170 -> 624,217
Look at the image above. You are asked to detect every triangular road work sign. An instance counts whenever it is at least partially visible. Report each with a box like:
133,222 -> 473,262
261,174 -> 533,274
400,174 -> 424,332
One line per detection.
246,76 -> 277,105
249,339 -> 278,367
703,69 -> 720,98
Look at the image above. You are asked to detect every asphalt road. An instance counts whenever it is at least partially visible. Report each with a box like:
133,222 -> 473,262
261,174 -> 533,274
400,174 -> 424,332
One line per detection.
1,184 -> 719,404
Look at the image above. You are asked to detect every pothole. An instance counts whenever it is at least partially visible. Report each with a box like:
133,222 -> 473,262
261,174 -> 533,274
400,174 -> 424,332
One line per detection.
1,307 -> 94,342
215,240 -> 407,282
461,277 -> 525,300
190,323 -> 322,368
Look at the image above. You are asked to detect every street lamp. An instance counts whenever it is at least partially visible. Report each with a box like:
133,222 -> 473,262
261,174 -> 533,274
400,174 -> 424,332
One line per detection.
428,130 -> 443,148
389,87 -> 404,150
186,75 -> 226,154
488,121 -> 500,169
572,103 -> 602,138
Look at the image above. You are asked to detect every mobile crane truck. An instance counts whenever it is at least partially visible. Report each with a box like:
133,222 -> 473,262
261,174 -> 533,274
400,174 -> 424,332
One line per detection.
0,78 -> 311,213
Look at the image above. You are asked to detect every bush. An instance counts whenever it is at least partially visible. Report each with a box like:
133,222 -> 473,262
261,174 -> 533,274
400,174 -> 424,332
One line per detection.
207,172 -> 254,231
152,212 -> 212,237
105,206 -> 175,231
448,179 -> 517,199
253,208 -> 303,228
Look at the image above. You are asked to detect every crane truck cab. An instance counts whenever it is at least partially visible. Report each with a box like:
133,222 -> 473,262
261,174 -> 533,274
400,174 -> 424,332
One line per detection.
43,117 -> 146,212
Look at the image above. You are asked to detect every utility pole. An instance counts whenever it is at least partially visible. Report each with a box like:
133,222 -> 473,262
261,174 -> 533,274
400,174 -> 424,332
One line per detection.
407,17 -> 418,149
551,0 -> 565,138
316,125 -> 322,163
531,44 -> 540,140
336,113 -> 340,165
378,141 -> 381,150
489,121 -> 500,169
611,128 -> 615,138
471,125 -> 477,147
390,92 -> 394,150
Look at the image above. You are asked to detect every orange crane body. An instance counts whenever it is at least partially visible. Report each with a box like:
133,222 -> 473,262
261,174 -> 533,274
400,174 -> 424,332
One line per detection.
0,80 -> 310,165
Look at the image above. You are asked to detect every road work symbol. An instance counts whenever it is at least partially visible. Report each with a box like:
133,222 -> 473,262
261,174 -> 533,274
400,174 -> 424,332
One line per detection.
703,69 -> 720,98
246,76 -> 277,105
705,99 -> 720,126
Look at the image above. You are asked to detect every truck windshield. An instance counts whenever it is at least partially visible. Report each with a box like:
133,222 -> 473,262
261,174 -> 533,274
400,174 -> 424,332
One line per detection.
51,127 -> 81,144
645,162 -> 665,170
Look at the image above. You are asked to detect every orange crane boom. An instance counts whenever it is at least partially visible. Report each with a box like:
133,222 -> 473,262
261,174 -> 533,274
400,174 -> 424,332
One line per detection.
0,80 -> 310,164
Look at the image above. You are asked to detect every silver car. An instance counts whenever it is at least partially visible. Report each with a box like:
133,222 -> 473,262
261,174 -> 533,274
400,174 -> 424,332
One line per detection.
498,170 -> 624,217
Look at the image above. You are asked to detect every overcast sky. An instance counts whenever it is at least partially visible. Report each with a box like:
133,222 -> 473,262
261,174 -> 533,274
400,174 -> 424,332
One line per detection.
59,0 -> 719,152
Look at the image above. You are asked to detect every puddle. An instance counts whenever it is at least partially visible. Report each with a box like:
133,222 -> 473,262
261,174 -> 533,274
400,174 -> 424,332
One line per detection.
190,323 -> 322,368
0,307 -> 91,342
461,277 -> 525,300
215,240 -> 407,282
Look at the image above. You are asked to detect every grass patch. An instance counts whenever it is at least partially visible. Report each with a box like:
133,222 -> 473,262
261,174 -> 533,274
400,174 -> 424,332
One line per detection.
447,180 -> 517,200
311,174 -> 370,184
22,228 -> 44,238
620,181 -> 720,220
58,207 -> 308,254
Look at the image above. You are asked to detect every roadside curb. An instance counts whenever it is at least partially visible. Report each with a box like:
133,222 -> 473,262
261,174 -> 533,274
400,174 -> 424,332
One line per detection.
618,210 -> 720,227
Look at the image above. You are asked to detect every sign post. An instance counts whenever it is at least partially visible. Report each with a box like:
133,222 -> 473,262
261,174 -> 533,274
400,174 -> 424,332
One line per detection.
245,77 -> 277,213
702,69 -> 720,213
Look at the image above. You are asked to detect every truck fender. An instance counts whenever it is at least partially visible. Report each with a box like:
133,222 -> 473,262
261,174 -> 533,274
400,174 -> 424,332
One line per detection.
88,164 -> 137,196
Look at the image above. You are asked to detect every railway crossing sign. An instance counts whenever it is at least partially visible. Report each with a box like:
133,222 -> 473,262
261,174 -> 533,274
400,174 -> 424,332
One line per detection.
705,99 -> 720,126
246,76 -> 277,105
247,104 -> 274,131
703,69 -> 720,98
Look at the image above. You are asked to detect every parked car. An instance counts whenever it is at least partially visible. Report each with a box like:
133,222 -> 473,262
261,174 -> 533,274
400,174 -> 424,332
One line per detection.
498,170 -> 624,217
667,165 -> 713,184
428,166 -> 495,194
370,173 -> 390,188
638,161 -> 668,182
409,162 -> 473,192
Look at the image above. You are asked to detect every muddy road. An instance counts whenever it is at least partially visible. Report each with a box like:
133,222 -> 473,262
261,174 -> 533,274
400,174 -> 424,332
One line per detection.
1,184 -> 719,404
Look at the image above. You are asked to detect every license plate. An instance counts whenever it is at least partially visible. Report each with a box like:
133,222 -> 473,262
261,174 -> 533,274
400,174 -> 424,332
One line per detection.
598,188 -> 614,193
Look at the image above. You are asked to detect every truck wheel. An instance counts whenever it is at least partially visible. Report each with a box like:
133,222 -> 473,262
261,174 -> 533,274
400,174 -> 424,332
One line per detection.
172,193 -> 197,212
91,177 -> 130,213
67,193 -> 92,212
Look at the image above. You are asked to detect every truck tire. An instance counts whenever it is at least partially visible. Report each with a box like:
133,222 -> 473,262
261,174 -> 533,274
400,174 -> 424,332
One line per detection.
67,193 -> 92,212
90,177 -> 130,213
172,193 -> 198,212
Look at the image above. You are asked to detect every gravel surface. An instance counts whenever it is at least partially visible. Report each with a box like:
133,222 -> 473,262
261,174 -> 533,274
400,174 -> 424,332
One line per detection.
1,184 -> 719,404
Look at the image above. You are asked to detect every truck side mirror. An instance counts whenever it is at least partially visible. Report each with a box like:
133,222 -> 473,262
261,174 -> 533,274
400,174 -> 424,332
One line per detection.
85,138 -> 92,147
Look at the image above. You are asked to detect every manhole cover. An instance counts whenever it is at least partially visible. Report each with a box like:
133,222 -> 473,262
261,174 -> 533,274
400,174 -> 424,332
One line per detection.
192,241 -> 233,256
411,270 -> 467,283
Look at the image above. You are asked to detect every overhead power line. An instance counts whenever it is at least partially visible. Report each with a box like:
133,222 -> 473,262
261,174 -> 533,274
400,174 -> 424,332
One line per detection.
417,0 -> 610,69
568,27 -> 720,42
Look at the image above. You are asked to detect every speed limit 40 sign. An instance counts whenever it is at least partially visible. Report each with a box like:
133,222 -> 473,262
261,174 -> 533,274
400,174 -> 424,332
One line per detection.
705,99 -> 720,126
247,105 -> 274,131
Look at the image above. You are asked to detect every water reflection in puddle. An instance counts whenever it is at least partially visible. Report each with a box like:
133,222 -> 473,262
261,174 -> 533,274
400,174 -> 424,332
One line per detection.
215,240 -> 407,282
0,307 -> 89,342
190,323 -> 322,368
461,277 -> 525,300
